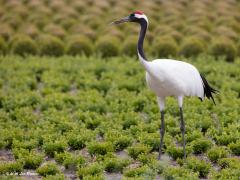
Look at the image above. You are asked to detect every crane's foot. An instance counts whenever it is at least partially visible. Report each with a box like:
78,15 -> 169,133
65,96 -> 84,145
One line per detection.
158,152 -> 162,160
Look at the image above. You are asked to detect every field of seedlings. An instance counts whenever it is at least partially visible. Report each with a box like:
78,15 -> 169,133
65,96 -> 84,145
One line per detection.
0,55 -> 240,179
0,0 -> 240,179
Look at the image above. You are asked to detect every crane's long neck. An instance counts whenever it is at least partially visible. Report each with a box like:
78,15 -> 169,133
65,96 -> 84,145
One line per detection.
137,19 -> 154,76
137,20 -> 147,61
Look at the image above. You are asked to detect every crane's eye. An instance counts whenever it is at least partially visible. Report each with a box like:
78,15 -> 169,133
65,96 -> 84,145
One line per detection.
130,13 -> 135,17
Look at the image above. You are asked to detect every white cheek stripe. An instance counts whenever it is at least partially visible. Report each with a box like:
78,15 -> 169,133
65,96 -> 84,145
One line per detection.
135,14 -> 149,25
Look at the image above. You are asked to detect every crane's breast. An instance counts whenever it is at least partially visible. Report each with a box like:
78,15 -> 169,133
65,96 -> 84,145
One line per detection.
146,72 -> 184,97
145,59 -> 204,98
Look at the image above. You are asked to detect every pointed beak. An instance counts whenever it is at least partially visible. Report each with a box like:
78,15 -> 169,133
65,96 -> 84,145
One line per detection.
110,16 -> 130,25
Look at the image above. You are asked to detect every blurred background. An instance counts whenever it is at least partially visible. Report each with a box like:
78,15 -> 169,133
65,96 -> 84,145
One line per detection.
0,0 -> 240,61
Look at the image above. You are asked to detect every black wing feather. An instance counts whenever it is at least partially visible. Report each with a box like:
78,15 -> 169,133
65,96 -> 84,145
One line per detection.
200,74 -> 218,105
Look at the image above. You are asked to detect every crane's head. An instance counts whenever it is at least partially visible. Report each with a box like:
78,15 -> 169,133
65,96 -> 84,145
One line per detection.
111,11 -> 148,26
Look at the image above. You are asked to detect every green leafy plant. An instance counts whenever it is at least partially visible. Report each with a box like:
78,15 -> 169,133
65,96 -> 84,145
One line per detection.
123,165 -> 155,178
22,152 -> 44,169
63,155 -> 85,169
54,151 -> 70,164
43,141 -> 67,157
179,37 -> 205,57
217,157 -> 240,169
113,135 -> 132,151
163,166 -> 198,180
0,161 -> 23,175
127,144 -> 150,159
210,168 -> 240,180
167,145 -> 191,160
38,35 -> 65,56
207,146 -> 228,162
137,153 -> 160,168
85,118 -> 101,130
11,35 -> 37,56
55,151 -> 85,169
191,138 -> 212,154
87,142 -> 114,156
104,157 -> 130,173
12,139 -> 38,151
77,163 -> 103,179
140,133 -> 160,152
210,38 -> 237,62
185,156 -> 211,178
152,36 -> 178,58
67,131 -> 94,150
122,118 -> 138,130
66,35 -> 93,56
216,134 -> 237,146
196,119 -> 212,133
36,162 -> 60,177
186,130 -> 202,143
95,36 -> 119,57
228,141 -> 240,155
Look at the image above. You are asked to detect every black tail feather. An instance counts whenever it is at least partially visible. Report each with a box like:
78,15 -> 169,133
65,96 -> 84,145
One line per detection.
200,74 -> 218,105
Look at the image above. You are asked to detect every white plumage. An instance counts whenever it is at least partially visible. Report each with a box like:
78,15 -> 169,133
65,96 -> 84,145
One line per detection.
143,59 -> 204,110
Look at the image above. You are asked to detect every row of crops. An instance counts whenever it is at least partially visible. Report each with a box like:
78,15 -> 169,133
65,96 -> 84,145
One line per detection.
0,0 -> 240,61
0,56 -> 239,179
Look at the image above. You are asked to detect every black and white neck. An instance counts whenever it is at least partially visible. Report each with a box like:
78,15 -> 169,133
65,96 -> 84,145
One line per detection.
137,18 -> 148,61
134,14 -> 157,78
134,14 -> 150,69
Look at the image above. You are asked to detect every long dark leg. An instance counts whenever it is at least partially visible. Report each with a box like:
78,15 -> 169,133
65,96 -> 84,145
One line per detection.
158,111 -> 165,160
179,107 -> 186,160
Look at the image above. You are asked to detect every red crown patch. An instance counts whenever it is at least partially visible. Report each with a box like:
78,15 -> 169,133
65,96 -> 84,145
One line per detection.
134,10 -> 144,15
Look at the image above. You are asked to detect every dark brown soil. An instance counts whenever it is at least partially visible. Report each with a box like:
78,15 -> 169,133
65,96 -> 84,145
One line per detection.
0,150 -> 15,162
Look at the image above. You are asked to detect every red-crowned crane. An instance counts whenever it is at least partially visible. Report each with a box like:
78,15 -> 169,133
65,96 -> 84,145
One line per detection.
111,11 -> 217,160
